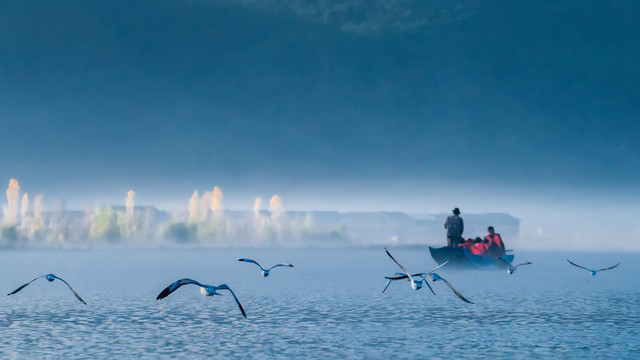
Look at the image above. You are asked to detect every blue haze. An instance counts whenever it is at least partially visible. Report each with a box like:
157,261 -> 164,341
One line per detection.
1,3 -> 639,358
0,1 -> 638,248
0,1 -> 638,193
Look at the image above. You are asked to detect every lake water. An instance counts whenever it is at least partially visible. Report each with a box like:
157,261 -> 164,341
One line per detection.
0,248 -> 638,359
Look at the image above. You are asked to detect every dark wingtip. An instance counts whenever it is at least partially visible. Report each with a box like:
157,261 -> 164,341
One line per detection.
233,296 -> 247,318
156,287 -> 171,300
457,291 -> 474,304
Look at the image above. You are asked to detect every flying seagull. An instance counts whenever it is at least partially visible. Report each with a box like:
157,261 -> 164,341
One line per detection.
238,258 -> 293,277
384,248 -> 434,294
7,274 -> 86,304
382,272 -> 431,294
156,278 -> 246,318
382,258 -> 453,295
498,257 -> 533,275
567,259 -> 620,276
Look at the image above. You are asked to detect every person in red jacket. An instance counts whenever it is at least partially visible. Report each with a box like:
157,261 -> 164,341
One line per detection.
484,226 -> 506,257
458,236 -> 487,256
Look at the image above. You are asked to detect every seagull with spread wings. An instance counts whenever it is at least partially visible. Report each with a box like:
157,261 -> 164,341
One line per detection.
567,259 -> 620,276
384,249 -> 472,303
498,257 -> 533,275
156,278 -> 247,318
383,248 -> 434,294
238,258 -> 293,277
7,274 -> 86,304
382,258 -> 453,295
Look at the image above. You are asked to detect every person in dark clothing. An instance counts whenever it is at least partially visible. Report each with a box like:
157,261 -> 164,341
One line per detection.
444,208 -> 464,247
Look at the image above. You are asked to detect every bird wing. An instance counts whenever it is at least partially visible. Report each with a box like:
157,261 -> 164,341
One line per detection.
7,275 -> 46,296
428,259 -> 452,274
597,263 -> 620,272
268,263 -> 294,271
238,258 -> 265,271
567,259 -> 593,272
384,272 -> 425,280
381,279 -> 394,293
513,262 -> 532,270
497,256 -> 511,266
385,274 -> 409,280
385,248 -> 415,285
50,275 -> 86,304
432,273 -> 473,304
156,278 -> 203,300
214,284 -> 247,318
420,275 -> 436,295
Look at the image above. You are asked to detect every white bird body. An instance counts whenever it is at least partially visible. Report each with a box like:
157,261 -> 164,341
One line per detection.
200,287 -> 221,296
410,280 -> 420,290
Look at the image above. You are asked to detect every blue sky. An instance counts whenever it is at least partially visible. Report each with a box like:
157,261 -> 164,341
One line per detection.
0,0 -> 638,223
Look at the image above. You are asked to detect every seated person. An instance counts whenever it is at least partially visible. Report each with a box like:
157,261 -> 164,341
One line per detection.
484,226 -> 506,256
459,237 -> 488,256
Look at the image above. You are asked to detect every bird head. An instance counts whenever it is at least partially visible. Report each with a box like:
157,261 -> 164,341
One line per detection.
262,271 -> 269,277
507,268 -> 514,275
45,274 -> 55,282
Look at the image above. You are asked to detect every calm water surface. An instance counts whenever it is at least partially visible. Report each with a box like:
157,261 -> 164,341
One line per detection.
0,248 -> 638,359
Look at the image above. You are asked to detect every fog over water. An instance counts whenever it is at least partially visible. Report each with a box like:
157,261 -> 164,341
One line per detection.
1,1 -> 638,357
3,176 -> 638,251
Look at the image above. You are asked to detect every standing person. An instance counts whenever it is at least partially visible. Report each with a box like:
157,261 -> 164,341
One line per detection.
444,208 -> 464,247
484,226 -> 506,256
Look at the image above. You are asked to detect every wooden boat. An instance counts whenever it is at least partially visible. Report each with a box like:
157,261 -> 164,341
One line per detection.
429,245 -> 514,270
